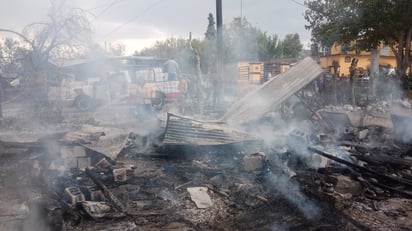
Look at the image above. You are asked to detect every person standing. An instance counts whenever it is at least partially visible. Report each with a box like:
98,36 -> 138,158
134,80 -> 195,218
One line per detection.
163,59 -> 179,81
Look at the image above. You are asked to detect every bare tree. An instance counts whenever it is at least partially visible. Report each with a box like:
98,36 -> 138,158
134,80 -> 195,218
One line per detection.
0,0 -> 92,104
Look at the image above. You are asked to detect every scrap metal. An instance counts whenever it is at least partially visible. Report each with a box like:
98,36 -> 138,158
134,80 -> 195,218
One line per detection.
162,113 -> 258,146
221,57 -> 324,125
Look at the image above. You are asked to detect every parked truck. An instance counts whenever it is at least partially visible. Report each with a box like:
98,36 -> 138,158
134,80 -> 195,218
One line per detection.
68,67 -> 187,111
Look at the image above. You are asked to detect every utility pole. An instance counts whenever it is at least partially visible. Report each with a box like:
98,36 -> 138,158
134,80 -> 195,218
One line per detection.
215,0 -> 223,108
240,0 -> 243,18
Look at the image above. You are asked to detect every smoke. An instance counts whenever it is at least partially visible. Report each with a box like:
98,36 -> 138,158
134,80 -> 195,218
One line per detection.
22,198 -> 63,231
264,167 -> 320,220
234,106 -> 324,220
391,101 -> 412,144
375,68 -> 404,101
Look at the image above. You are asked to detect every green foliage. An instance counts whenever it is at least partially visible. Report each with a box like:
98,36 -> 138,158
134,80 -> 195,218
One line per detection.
257,33 -> 282,60
305,0 -> 412,75
196,38 -> 216,74
304,0 -> 363,47
0,38 -> 30,76
282,33 -> 303,58
133,15 -> 304,74
223,17 -> 261,61
204,13 -> 216,40
137,37 -> 188,58
135,37 -> 197,75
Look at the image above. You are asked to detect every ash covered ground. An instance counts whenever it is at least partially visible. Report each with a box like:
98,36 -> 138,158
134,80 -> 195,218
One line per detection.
1,95 -> 412,231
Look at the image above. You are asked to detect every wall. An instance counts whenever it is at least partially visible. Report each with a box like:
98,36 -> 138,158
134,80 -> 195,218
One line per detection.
320,54 -> 397,77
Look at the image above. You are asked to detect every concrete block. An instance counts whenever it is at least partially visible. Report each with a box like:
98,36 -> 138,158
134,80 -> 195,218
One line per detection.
358,129 -> 369,140
65,187 -> 85,204
311,153 -> 329,169
85,186 -> 104,201
187,187 -> 213,209
113,168 -> 127,182
243,153 -> 265,171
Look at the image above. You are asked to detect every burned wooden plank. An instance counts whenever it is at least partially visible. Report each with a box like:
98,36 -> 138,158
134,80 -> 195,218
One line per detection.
309,146 -> 412,195
351,153 -> 412,169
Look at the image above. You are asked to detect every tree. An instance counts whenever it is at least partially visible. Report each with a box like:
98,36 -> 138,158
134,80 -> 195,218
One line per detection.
224,17 -> 261,61
0,38 -> 29,77
198,13 -> 217,74
305,0 -> 412,78
137,37 -> 187,58
281,33 -> 303,58
0,0 -> 92,103
385,0 -> 412,77
224,17 -> 302,61
136,36 -> 196,75
257,33 -> 282,60
204,13 -> 216,40
133,15 -> 303,74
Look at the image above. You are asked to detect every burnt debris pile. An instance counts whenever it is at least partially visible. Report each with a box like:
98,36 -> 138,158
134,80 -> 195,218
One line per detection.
1,58 -> 412,231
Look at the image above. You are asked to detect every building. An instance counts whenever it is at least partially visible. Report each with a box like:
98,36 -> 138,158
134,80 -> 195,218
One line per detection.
319,42 -> 398,77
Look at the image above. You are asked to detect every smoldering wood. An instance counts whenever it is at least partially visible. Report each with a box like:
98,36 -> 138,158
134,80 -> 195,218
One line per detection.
351,153 -> 412,169
309,146 -> 412,197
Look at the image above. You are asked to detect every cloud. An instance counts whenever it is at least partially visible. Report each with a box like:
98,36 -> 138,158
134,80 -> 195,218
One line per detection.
0,0 -> 311,53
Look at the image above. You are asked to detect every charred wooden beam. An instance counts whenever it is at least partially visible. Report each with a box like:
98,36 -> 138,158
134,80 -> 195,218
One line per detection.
308,146 -> 412,190
126,209 -> 175,216
351,153 -> 412,169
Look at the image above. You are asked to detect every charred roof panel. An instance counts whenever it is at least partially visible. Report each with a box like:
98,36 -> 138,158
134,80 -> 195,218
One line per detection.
221,57 -> 323,125
162,113 -> 257,146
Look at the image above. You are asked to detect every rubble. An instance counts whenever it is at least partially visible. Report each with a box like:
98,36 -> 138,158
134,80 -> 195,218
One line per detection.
357,129 -> 369,140
243,152 -> 265,171
186,187 -> 213,209
1,61 -> 412,231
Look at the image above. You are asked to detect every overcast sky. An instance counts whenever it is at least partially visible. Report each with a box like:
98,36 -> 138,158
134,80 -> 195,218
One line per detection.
0,0 -> 311,55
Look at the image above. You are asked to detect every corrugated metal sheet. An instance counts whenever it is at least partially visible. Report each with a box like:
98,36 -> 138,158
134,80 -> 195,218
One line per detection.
162,113 -> 257,146
221,57 -> 323,125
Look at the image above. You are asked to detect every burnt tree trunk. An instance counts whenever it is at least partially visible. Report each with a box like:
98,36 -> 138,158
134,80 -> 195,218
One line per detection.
349,58 -> 358,107
370,48 -> 380,100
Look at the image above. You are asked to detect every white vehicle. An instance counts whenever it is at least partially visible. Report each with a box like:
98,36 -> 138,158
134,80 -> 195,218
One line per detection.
128,68 -> 187,110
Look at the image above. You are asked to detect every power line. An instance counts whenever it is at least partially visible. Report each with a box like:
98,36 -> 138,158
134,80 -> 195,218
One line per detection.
96,0 -> 127,18
290,0 -> 306,8
87,0 -> 116,11
101,0 -> 165,40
